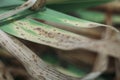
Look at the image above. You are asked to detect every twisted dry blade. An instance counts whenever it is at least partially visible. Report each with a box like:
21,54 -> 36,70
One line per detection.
0,29 -> 81,80
81,54 -> 108,80
0,0 -> 37,20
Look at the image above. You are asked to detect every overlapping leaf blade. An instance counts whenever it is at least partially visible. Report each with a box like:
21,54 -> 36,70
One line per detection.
0,8 -> 117,50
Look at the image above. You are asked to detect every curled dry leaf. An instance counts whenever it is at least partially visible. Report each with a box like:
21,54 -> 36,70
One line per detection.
0,30 -> 81,80
0,0 -> 44,20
